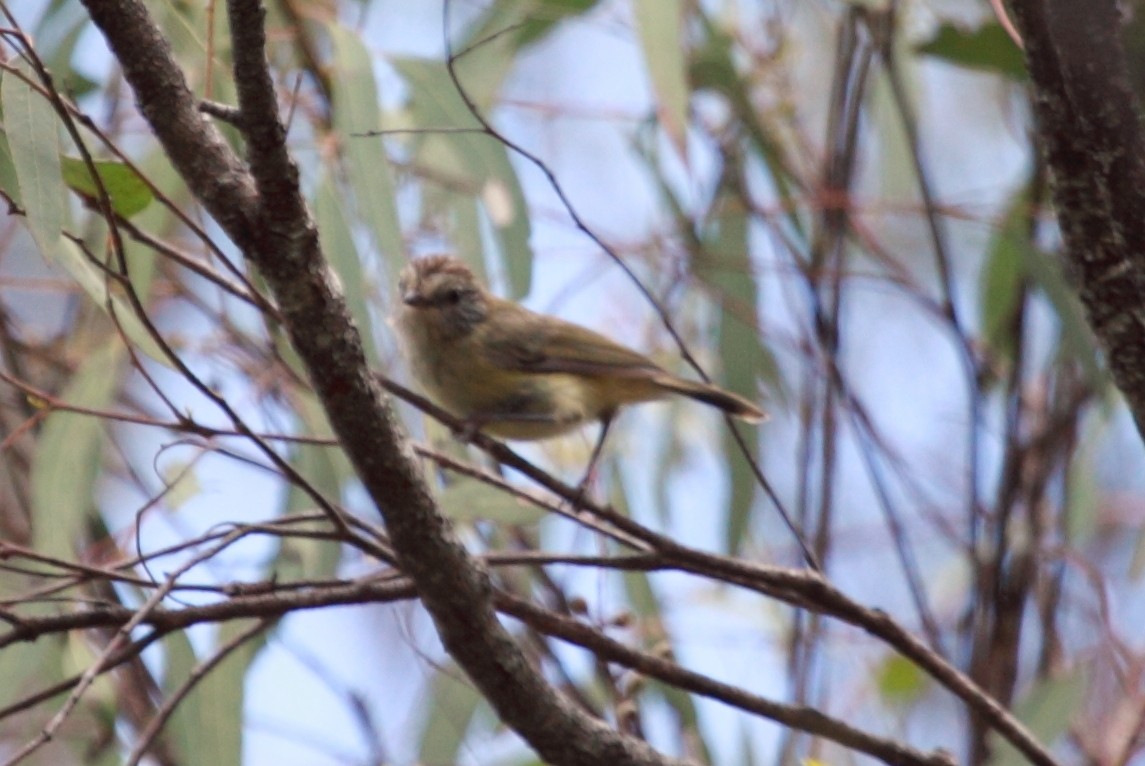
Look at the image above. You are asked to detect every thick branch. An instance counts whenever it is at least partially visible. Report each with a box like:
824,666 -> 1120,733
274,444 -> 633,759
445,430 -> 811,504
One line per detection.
76,0 -> 691,763
1008,0 -> 1145,436
497,593 -> 955,766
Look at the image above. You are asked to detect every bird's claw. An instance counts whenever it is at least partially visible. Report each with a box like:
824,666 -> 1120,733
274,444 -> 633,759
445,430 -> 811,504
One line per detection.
452,417 -> 484,443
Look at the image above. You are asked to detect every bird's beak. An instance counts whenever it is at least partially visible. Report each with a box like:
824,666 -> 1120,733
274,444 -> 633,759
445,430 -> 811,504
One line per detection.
402,291 -> 428,307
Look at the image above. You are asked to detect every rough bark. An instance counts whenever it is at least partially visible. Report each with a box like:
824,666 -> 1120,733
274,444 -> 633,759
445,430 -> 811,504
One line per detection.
1009,0 -> 1145,437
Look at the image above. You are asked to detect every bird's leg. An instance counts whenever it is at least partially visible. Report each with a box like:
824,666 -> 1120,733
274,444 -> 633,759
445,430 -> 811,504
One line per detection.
453,413 -> 491,443
570,411 -> 615,506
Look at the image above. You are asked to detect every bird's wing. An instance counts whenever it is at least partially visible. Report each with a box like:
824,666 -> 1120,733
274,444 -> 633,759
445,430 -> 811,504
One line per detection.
481,298 -> 666,378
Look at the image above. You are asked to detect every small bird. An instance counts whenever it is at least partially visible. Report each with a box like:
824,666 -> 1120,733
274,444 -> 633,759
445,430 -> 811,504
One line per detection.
393,255 -> 765,447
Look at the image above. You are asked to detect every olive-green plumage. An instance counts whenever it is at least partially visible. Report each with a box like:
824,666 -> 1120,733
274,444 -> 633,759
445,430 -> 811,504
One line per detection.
394,255 -> 765,440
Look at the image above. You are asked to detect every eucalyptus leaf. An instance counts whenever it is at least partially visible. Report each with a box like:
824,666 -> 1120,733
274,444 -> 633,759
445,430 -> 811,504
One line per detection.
276,391 -> 352,580
167,620 -> 267,766
438,476 -> 545,525
30,343 -> 121,558
417,663 -> 484,764
634,0 -> 689,160
395,57 -> 533,297
329,25 -> 405,279
916,22 -> 1027,80
315,171 -> 377,364
3,58 -> 67,251
61,156 -> 154,218
989,667 -> 1088,766
695,193 -> 765,555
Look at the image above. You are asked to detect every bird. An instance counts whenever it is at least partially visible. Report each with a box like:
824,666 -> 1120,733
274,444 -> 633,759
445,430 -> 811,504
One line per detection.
392,255 -> 765,454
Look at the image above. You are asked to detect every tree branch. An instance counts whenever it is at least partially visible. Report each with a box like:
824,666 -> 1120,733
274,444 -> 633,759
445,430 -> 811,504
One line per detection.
75,0 -> 694,763
1008,0 -> 1145,436
497,592 -> 957,766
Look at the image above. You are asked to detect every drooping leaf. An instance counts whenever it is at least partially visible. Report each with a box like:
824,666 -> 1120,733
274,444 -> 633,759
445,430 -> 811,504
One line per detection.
1022,244 -> 1104,387
694,192 -> 768,555
166,620 -> 267,766
276,391 -> 353,581
979,192 -> 1032,366
33,0 -> 101,97
160,461 -> 201,511
634,0 -> 689,160
990,667 -> 1088,766
55,236 -> 171,363
395,56 -> 533,297
61,157 -> 154,218
417,663 -> 484,764
463,0 -> 602,66
689,11 -> 806,241
621,569 -> 714,763
164,629 -> 199,762
0,114 -> 20,205
3,58 -> 67,251
30,343 -> 121,558
315,171 -> 377,363
438,476 -> 546,525
916,22 -> 1027,80
4,62 -> 167,362
0,638 -> 66,721
329,25 -> 405,279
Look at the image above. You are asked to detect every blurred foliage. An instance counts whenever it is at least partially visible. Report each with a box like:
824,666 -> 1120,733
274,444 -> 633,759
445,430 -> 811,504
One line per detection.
915,21 -> 1026,80
0,1 -> 1140,765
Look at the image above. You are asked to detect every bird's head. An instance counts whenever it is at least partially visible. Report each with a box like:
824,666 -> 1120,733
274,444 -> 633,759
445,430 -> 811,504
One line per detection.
397,255 -> 489,337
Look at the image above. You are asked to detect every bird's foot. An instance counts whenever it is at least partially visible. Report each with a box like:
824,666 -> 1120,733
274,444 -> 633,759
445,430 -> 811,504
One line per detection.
451,416 -> 487,443
566,469 -> 598,510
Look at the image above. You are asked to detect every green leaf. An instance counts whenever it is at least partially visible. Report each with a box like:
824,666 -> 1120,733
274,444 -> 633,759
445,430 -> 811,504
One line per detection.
315,171 -> 377,363
1021,244 -> 1103,386
417,663 -> 484,764
394,56 -> 534,297
915,22 -> 1027,80
694,193 -> 770,555
3,63 -> 167,363
276,391 -> 352,580
2,58 -> 67,252
634,0 -> 690,159
1131,527 -> 1145,580
33,0 -> 101,98
329,25 -> 405,279
1065,445 -> 1100,549
167,620 -> 266,766
61,157 -> 154,218
464,0 -> 602,59
56,236 -> 171,364
979,194 -> 1031,364
622,570 -> 663,639
515,0 -> 600,47
31,343 -> 121,558
990,667 -> 1088,766
438,476 -> 546,524
0,637 -> 66,716
160,461 -> 201,511
620,569 -> 714,762
876,653 -> 928,705
689,11 -> 806,242
0,121 -> 20,207
163,629 -> 199,762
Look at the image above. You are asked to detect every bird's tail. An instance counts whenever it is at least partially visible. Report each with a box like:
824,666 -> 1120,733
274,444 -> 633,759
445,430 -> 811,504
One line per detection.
653,375 -> 767,423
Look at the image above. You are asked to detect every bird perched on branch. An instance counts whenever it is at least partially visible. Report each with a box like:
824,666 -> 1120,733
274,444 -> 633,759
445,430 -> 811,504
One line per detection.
393,255 -> 765,452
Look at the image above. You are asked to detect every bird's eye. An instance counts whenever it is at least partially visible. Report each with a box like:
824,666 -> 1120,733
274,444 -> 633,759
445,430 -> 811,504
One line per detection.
445,288 -> 463,304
